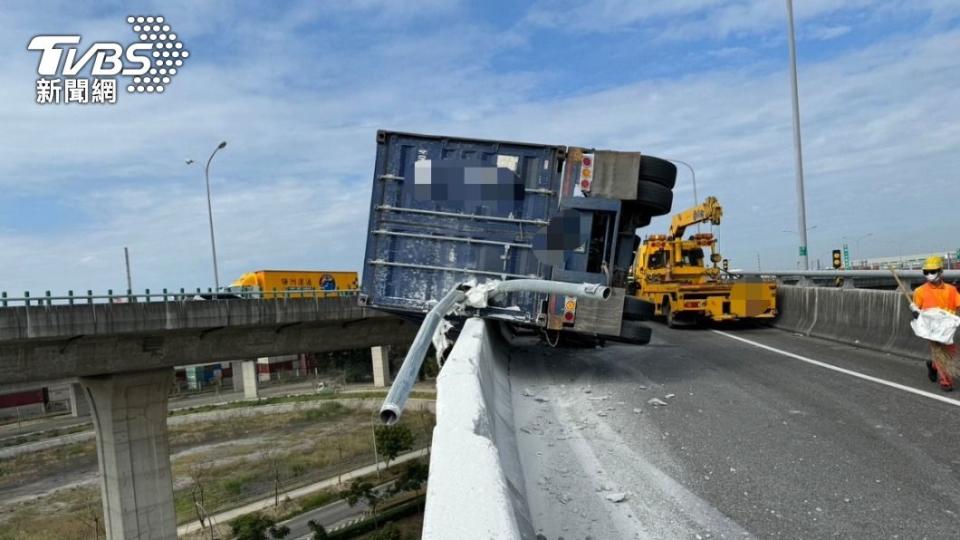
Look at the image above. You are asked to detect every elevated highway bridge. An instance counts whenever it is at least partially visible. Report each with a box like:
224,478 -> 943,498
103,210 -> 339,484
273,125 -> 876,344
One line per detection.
1,281 -> 958,539
0,292 -> 416,540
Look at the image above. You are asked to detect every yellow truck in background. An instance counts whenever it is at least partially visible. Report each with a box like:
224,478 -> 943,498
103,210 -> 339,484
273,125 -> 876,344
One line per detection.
628,197 -> 777,327
229,270 -> 359,299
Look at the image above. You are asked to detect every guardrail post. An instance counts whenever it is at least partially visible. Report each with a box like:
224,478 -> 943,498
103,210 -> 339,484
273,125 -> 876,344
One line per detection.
87,290 -> 93,305
68,290 -> 74,305
45,290 -> 51,306
1,292 -> 6,307
162,288 -> 167,302
107,289 -> 113,303
145,289 -> 151,302
23,291 -> 30,307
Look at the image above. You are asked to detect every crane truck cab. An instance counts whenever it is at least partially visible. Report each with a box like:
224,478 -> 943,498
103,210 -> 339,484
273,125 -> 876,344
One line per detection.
629,196 -> 777,327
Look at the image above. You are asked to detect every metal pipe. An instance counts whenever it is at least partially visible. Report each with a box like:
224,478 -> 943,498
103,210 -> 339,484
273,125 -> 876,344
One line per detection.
380,286 -> 467,425
379,278 -> 611,425
490,279 -> 610,300
785,0 -> 810,270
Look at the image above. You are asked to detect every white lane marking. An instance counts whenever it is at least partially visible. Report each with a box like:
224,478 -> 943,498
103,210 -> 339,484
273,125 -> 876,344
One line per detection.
711,330 -> 960,408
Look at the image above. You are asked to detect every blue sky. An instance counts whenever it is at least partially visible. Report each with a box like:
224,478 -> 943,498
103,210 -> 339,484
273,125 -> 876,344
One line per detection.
0,0 -> 958,294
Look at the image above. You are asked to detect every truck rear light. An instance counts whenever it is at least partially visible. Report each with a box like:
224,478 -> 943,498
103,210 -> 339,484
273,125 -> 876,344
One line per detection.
579,153 -> 594,193
563,296 -> 576,325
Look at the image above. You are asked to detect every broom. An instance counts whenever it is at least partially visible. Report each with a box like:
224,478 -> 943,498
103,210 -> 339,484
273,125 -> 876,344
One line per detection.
891,268 -> 960,379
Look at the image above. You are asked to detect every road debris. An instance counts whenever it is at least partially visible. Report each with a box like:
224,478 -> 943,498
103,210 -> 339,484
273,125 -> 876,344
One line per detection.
605,492 -> 628,503
647,397 -> 668,407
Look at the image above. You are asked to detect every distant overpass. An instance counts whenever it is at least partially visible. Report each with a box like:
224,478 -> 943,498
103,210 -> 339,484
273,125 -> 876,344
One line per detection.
0,294 -> 414,384
0,293 -> 416,540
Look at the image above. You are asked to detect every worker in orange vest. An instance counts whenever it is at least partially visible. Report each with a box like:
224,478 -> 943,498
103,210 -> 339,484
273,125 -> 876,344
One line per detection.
911,256 -> 960,391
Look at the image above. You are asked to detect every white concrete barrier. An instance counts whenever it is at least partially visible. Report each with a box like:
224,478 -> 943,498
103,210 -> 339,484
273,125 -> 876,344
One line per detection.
422,317 -> 532,540
773,286 -> 928,360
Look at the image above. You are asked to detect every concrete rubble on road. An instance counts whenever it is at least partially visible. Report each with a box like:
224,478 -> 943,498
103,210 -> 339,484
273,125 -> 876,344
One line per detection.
647,397 -> 669,406
605,492 -> 629,503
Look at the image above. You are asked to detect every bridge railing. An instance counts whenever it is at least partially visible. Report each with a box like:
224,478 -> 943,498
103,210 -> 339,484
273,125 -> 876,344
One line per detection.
0,288 -> 360,307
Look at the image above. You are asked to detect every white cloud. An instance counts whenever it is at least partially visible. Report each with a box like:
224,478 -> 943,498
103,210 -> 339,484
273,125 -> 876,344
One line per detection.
807,24 -> 851,40
0,2 -> 957,293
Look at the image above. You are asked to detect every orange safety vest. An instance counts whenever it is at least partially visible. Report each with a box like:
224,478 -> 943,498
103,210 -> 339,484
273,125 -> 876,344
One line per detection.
913,282 -> 960,312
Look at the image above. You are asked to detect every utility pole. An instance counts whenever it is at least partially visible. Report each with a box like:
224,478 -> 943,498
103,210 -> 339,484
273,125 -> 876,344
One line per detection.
124,247 -> 133,292
785,0 -> 810,270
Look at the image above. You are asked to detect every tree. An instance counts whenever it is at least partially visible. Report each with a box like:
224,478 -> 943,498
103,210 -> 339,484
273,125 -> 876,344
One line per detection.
392,461 -> 428,497
345,479 -> 383,524
307,520 -> 328,540
374,424 -> 415,469
231,513 -> 290,540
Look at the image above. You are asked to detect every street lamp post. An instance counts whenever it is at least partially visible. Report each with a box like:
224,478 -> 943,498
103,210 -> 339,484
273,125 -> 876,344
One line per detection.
663,157 -> 699,231
782,225 -> 817,267
843,233 -> 873,268
187,141 -> 227,293
785,0 -> 810,270
665,158 -> 698,206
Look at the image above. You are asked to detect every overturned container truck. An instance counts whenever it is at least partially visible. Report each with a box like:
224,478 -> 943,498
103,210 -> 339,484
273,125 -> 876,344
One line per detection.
360,130 -> 678,346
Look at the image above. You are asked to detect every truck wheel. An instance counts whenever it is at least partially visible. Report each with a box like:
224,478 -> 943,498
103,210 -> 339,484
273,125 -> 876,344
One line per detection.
617,320 -> 652,344
638,156 -> 677,188
662,300 -> 677,328
636,181 -> 673,216
624,296 -> 655,321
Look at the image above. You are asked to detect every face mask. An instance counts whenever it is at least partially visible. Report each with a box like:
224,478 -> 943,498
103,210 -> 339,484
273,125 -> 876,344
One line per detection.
925,272 -> 941,282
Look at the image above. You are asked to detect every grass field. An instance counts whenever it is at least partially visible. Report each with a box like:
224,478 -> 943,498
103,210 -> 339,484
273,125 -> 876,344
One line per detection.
0,398 -> 434,540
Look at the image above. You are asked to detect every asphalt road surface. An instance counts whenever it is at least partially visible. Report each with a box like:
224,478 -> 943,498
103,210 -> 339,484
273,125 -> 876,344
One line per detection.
511,324 -> 960,539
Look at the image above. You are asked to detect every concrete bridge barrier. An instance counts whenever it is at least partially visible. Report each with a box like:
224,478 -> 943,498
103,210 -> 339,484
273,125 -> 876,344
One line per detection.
422,317 -> 532,540
773,286 -> 928,360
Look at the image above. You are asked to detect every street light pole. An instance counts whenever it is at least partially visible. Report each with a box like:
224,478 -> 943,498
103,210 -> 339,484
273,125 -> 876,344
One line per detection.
665,158 -> 698,206
188,141 -> 227,293
664,157 -> 699,231
785,0 -> 810,270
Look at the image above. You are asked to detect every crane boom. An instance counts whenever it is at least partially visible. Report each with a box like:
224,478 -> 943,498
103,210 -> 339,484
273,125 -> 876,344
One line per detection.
669,196 -> 723,239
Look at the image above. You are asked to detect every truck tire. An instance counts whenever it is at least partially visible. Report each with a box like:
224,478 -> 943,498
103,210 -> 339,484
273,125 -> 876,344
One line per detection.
624,296 -> 655,321
615,320 -> 652,344
662,300 -> 678,328
636,181 -> 673,216
638,156 -> 677,188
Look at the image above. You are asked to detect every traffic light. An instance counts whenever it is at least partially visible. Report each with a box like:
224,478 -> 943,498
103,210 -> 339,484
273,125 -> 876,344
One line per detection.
832,249 -> 842,269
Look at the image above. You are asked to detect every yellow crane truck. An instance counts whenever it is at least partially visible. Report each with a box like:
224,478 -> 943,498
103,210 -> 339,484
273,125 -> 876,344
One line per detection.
628,196 -> 777,327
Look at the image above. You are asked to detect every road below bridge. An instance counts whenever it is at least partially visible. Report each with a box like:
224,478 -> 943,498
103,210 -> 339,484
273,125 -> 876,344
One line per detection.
510,324 -> 960,539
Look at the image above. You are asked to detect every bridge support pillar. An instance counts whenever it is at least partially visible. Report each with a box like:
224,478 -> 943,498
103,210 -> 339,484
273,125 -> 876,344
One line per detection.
80,368 -> 176,540
241,360 -> 259,399
372,346 -> 391,387
68,382 -> 90,417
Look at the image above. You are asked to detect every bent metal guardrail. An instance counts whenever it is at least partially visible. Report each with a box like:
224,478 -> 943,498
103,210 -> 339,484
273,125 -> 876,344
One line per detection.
0,288 -> 360,307
380,279 -> 611,425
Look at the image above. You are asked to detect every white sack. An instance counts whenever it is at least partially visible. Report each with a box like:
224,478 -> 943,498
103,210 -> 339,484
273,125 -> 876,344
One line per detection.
911,308 -> 960,345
